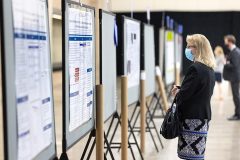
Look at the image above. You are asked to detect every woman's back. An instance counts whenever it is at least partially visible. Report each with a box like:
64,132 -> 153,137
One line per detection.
177,62 -> 215,120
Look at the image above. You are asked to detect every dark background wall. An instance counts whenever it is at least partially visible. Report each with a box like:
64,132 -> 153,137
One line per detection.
116,11 -> 240,74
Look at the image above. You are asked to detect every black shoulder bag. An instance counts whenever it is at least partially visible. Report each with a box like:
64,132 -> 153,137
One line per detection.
160,97 -> 181,139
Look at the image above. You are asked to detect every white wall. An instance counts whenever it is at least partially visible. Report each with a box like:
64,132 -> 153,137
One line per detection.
110,0 -> 240,12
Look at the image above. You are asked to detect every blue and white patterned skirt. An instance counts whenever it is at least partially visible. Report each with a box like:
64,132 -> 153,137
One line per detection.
178,119 -> 209,160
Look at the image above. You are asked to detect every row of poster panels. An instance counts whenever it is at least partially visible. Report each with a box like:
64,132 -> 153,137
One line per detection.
0,0 -> 119,159
0,0 -> 183,158
160,29 -> 183,86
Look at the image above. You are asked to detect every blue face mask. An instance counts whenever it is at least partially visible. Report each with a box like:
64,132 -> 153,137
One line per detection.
185,48 -> 194,61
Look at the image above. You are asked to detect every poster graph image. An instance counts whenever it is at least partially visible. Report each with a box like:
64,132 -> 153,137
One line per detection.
9,0 -> 56,159
68,7 -> 94,132
125,19 -> 140,88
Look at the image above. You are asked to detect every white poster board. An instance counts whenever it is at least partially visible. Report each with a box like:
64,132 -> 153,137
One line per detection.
165,30 -> 175,85
125,19 -> 140,89
62,1 -> 95,151
68,7 -> 94,132
122,17 -> 141,105
0,0 -> 57,159
143,24 -> 156,96
175,33 -> 183,70
100,10 -> 117,121
178,34 -> 183,71
13,0 -> 54,159
159,28 -> 165,74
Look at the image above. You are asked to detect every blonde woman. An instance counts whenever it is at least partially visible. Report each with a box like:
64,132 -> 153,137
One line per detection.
171,34 -> 215,160
214,46 -> 225,100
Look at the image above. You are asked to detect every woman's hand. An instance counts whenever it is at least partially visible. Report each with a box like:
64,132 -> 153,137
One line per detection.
171,85 -> 180,97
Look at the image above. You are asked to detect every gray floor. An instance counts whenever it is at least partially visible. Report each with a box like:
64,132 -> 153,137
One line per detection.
1,71 -> 240,159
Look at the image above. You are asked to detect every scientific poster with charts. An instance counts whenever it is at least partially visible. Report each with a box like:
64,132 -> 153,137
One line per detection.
165,30 -> 175,85
12,0 -> 53,159
68,7 -> 94,132
125,19 -> 140,88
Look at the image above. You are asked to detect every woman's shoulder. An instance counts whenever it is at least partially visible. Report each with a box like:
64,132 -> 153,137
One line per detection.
189,62 -> 213,75
186,64 -> 198,76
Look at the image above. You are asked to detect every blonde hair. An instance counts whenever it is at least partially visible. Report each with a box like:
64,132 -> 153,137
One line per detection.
186,34 -> 216,69
214,46 -> 224,56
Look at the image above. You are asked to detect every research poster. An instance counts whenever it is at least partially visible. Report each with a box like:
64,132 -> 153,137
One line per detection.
175,33 -> 183,69
68,7 -> 94,132
12,0 -> 53,159
178,35 -> 183,70
165,30 -> 175,85
125,19 -> 140,88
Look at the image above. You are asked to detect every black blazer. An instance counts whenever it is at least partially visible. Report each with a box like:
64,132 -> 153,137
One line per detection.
177,62 -> 215,120
225,47 -> 240,82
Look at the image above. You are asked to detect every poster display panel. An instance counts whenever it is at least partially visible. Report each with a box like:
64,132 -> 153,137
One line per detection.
0,0 -> 57,159
100,10 -> 117,121
165,30 -> 175,85
62,1 -> 95,150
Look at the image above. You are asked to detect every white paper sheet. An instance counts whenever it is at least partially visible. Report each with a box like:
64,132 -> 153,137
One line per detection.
12,0 -> 53,159
68,7 -> 94,132
165,31 -> 175,85
125,19 -> 140,88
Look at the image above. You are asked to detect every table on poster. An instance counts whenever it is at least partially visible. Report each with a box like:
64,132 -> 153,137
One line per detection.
0,0 -> 56,159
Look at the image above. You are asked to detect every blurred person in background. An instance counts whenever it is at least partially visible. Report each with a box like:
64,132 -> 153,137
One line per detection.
171,34 -> 215,160
214,46 -> 225,100
224,35 -> 240,121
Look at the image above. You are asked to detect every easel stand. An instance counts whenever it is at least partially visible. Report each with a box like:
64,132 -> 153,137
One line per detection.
149,67 -> 169,119
105,76 -> 144,160
127,67 -> 169,152
150,92 -> 165,119
105,112 -> 144,160
128,98 -> 164,152
80,85 -> 115,160
155,66 -> 169,112
140,74 -> 146,153
80,129 -> 115,160
121,76 -> 128,160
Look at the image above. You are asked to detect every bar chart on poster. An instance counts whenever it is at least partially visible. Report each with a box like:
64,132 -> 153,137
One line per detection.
0,0 -> 57,159
100,10 -> 117,121
123,17 -> 141,105
165,30 -> 175,85
62,0 -> 95,151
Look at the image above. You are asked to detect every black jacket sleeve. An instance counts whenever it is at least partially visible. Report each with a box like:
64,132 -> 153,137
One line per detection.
176,66 -> 199,106
228,51 -> 238,69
